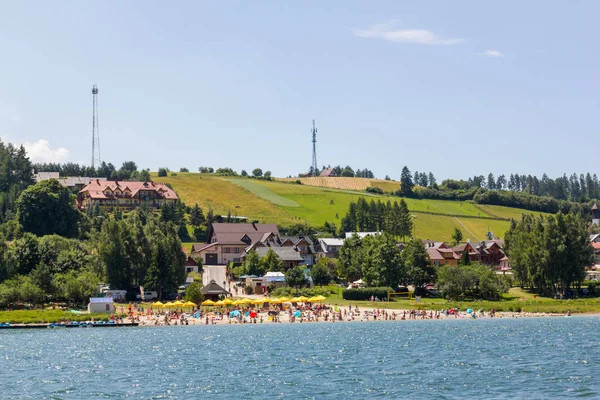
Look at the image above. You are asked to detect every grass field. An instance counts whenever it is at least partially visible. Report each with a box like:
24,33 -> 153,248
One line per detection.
0,309 -> 116,324
228,179 -> 300,207
153,173 -> 544,241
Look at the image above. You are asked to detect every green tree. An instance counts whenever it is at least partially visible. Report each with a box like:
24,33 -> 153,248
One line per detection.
252,168 -> 263,177
402,238 -> 431,289
361,234 -> 404,287
185,282 -> 203,304
16,179 -> 81,237
338,235 -> 364,282
311,262 -> 331,286
399,166 -> 414,196
261,248 -> 282,272
158,168 -> 168,177
53,269 -> 100,305
264,171 -> 272,179
7,233 -> 40,276
241,170 -> 248,177
398,199 -> 413,241
138,169 -> 151,182
189,204 -> 205,227
460,250 -> 470,265
285,266 -> 307,289
243,250 -> 264,276
452,228 -> 463,245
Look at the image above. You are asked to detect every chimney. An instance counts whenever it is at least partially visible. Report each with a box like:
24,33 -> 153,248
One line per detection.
467,238 -> 470,243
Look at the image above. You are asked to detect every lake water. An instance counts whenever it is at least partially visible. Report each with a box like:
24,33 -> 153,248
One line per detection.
1,317 -> 599,399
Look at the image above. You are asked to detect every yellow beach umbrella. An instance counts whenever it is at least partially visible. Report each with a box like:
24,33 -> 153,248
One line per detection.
307,297 -> 318,303
278,297 -> 290,302
316,295 -> 327,301
242,298 -> 253,304
299,296 -> 309,302
152,301 -> 164,307
214,300 -> 225,306
173,300 -> 184,307
269,298 -> 281,304
163,301 -> 175,308
201,299 -> 215,306
290,297 -> 301,302
184,301 -> 196,308
223,298 -> 234,305
251,298 -> 265,305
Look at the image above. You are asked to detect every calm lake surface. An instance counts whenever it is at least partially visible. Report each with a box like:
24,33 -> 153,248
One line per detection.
1,317 -> 599,399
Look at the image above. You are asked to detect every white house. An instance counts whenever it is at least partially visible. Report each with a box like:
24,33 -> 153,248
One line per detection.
344,232 -> 382,239
317,238 -> 345,259
88,297 -> 115,314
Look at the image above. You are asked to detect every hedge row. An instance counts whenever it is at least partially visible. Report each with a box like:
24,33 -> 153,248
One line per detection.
342,287 -> 393,300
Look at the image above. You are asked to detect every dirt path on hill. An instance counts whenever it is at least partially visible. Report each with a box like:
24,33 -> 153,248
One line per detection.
454,217 -> 479,240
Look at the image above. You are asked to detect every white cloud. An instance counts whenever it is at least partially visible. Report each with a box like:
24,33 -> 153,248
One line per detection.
22,139 -> 69,163
480,49 -> 504,57
353,21 -> 463,46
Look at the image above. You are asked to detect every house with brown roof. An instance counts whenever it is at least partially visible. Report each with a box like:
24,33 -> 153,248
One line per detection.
77,179 -> 177,211
320,168 -> 338,177
191,223 -> 280,265
424,242 -> 460,266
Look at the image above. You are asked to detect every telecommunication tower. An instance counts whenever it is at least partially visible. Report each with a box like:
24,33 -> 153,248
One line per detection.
91,85 -> 101,169
311,119 -> 318,176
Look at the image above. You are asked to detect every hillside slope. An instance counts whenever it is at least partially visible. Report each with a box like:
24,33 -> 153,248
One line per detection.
153,173 -> 547,242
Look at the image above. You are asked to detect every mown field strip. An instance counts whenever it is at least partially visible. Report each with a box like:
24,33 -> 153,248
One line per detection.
227,179 -> 301,207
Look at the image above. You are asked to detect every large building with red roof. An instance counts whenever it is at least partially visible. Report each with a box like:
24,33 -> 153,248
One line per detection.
77,179 -> 178,210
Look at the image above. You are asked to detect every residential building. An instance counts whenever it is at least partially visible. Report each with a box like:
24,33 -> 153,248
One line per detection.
77,180 -> 177,210
320,168 -> 338,177
279,236 -> 316,265
191,223 -> 280,265
345,232 -> 382,239
317,238 -> 345,259
424,242 -> 460,266
242,246 -> 305,269
34,172 -> 107,192
191,223 -> 318,267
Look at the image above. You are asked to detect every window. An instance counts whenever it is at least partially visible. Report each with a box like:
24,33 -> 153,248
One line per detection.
234,247 -> 240,254
225,247 -> 231,253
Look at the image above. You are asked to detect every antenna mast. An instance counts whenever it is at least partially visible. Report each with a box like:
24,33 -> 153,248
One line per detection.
91,85 -> 101,169
311,119 -> 318,176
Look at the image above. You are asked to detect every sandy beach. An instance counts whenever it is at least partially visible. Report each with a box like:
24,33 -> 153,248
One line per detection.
119,304 -> 566,327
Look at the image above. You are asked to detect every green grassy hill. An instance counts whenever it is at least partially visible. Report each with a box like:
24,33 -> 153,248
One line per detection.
152,173 -> 549,242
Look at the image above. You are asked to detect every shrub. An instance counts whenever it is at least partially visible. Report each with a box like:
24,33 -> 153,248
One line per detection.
366,186 -> 383,194
158,168 -> 168,177
295,180 -> 302,185
342,287 -> 393,301
245,285 -> 253,295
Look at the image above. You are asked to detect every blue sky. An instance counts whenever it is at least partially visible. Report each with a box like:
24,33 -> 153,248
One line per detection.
1,1 -> 599,180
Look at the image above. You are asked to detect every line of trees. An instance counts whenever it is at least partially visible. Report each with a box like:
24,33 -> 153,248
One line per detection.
340,198 -> 413,240
504,212 -> 592,296
33,161 -> 150,182
395,166 -> 589,215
